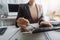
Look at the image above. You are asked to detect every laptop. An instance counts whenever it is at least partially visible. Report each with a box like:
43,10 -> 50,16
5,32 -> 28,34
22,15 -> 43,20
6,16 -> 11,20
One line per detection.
32,22 -> 60,33
8,4 -> 19,16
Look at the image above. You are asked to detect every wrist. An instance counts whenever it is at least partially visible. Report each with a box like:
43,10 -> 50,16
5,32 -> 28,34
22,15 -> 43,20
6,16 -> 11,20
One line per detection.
39,21 -> 44,25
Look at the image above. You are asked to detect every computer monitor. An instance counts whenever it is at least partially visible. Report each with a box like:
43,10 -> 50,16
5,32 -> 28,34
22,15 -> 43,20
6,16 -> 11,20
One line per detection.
8,4 -> 19,16
8,4 -> 19,12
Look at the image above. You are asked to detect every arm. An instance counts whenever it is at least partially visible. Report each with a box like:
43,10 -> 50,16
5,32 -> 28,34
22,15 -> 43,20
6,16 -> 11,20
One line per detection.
38,13 -> 44,24
38,5 -> 44,24
16,4 -> 23,28
16,4 -> 30,32
38,5 -> 53,27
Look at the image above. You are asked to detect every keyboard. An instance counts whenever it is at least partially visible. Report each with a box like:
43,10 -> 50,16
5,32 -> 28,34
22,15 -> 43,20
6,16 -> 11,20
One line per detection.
0,28 -> 7,35
32,27 -> 60,33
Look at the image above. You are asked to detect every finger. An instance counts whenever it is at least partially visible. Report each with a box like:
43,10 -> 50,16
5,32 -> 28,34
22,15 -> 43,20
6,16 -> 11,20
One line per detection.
17,23 -> 26,28
24,19 -> 30,26
18,17 -> 24,19
17,20 -> 20,23
17,23 -> 21,27
26,22 -> 30,26
48,23 -> 53,27
19,18 -> 29,23
17,18 -> 25,23
23,18 -> 29,22
21,25 -> 27,28
17,18 -> 23,23
18,17 -> 24,21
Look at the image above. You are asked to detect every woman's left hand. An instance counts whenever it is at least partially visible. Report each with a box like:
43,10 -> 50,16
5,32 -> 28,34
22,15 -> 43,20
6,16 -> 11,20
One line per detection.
39,21 -> 53,27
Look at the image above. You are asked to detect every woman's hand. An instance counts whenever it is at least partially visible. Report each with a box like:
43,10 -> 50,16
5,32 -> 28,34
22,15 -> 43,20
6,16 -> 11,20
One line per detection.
39,21 -> 53,28
17,17 -> 30,28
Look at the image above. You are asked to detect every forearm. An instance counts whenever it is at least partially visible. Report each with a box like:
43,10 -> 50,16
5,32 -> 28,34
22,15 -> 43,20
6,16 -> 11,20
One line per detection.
38,18 -> 44,25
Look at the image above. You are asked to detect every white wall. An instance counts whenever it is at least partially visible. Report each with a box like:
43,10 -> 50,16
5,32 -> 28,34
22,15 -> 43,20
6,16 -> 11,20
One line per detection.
0,0 -> 60,15
0,0 -> 60,26
47,0 -> 60,13
40,0 -> 60,15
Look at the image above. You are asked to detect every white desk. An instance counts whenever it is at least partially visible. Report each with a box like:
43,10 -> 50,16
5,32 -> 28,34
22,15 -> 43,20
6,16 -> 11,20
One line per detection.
10,30 -> 47,40
0,26 -> 47,40
10,29 -> 60,40
0,26 -> 60,40
45,31 -> 60,40
0,26 -> 19,40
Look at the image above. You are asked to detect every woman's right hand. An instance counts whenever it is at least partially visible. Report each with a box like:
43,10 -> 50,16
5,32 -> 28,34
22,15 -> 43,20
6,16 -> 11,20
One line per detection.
17,17 -> 30,28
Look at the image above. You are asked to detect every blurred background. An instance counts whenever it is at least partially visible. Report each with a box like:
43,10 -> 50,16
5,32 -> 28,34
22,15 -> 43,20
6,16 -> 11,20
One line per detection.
0,0 -> 60,26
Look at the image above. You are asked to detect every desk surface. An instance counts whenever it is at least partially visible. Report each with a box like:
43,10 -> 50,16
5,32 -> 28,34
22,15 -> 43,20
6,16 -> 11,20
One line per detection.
10,30 -> 60,40
0,26 -> 60,40
0,26 -> 19,40
0,26 -> 47,40
45,31 -> 60,40
10,30 -> 47,40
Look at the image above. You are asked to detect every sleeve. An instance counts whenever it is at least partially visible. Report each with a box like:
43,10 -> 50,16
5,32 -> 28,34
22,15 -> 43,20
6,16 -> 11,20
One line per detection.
15,4 -> 23,27
38,5 -> 45,24
39,13 -> 44,24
